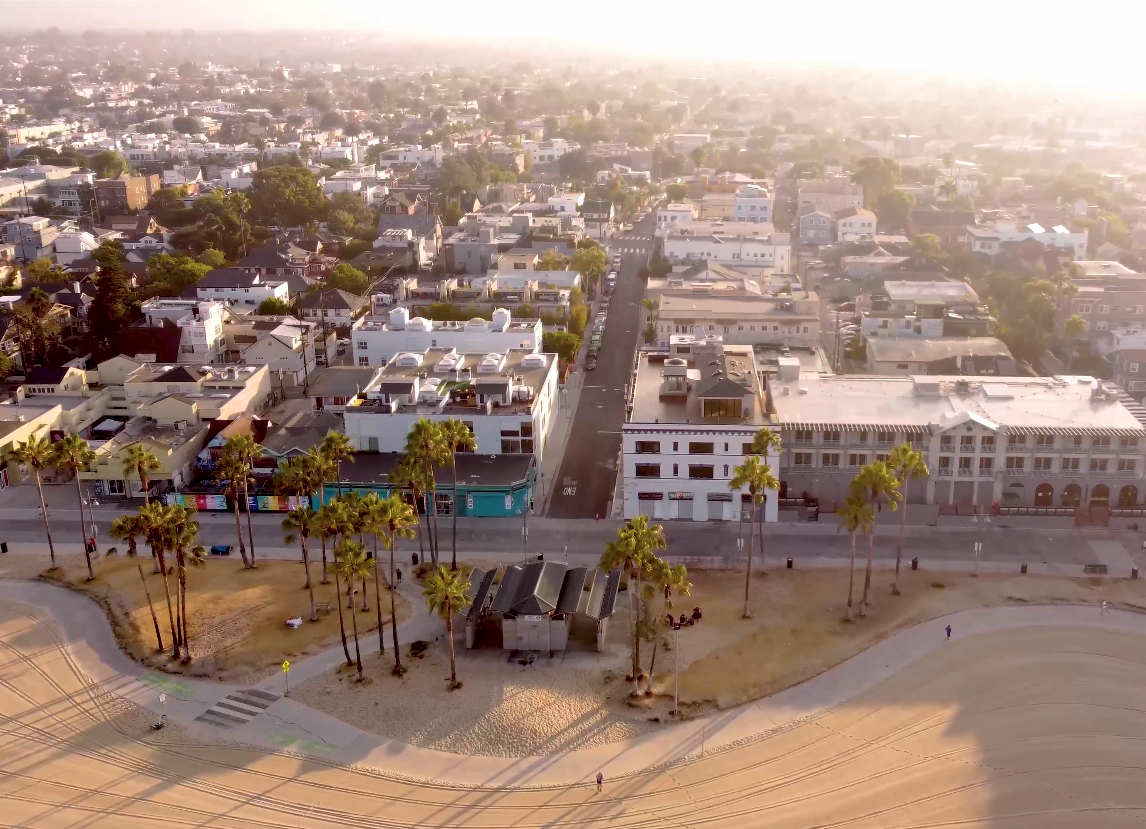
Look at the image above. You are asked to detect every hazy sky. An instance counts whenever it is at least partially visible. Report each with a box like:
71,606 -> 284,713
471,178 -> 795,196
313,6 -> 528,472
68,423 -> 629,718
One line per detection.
4,0 -> 1141,97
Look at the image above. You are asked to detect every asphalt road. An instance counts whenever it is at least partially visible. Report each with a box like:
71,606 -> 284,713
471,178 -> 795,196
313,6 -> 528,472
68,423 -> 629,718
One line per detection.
545,218 -> 653,519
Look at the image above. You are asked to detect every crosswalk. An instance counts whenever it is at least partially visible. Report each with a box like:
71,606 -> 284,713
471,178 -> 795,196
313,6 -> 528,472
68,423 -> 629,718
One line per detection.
612,234 -> 654,243
194,687 -> 280,730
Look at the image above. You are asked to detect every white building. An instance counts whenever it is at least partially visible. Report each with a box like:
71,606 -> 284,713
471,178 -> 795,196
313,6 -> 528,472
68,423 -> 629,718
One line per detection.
656,203 -> 697,228
662,228 -> 791,271
140,298 -> 227,363
520,138 -> 577,164
343,348 -> 559,462
547,192 -> 585,214
623,340 -> 780,523
834,207 -> 878,242
732,184 -> 773,224
352,307 -> 541,366
193,268 -> 289,312
797,178 -> 864,216
670,134 -> 711,153
376,144 -> 443,167
967,222 -> 1088,260
656,292 -> 820,349
53,230 -> 101,265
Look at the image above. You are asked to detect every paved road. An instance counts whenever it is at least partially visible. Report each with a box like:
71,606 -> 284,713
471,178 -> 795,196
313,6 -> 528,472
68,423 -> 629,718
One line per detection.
3,583 -> 1145,825
546,219 -> 653,519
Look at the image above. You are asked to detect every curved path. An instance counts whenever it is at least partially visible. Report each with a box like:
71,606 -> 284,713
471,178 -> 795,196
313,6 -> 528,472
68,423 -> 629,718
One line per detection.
2,581 -> 1146,826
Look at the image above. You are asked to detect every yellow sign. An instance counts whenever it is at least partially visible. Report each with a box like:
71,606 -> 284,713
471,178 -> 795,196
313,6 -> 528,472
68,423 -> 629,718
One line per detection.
282,661 -> 291,673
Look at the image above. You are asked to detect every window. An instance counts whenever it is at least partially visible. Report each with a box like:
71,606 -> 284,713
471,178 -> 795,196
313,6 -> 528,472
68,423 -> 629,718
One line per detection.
1035,434 -> 1054,448
979,457 -> 994,472
848,453 -> 867,468
896,363 -> 910,370
106,479 -> 126,495
358,356 -> 370,365
1119,458 -> 1137,472
689,441 -> 714,454
821,453 -> 840,468
672,463 -> 679,476
822,429 -> 841,444
981,436 -> 995,451
1098,305 -> 1110,315
1090,458 -> 1109,472
878,430 -> 894,445
1062,457 -> 1081,472
742,442 -> 754,454
672,441 -> 679,451
960,435 -> 975,450
1093,436 -> 1111,450
1071,436 -> 1084,449
905,432 -> 923,447
723,442 -> 729,452
958,457 -> 973,470
1033,457 -> 1053,472
940,435 -> 954,451
1097,321 -> 1109,331
793,428 -> 813,444
793,452 -> 813,466
938,456 -> 952,470
635,441 -> 660,454
635,464 -> 660,478
688,465 -> 714,479
723,464 -> 729,476
1123,436 -> 1140,449
1007,434 -> 1027,448
1131,363 -> 1141,373
855,430 -> 869,444
703,398 -> 743,418
366,437 -> 380,452
357,340 -> 367,350
1077,302 -> 1093,313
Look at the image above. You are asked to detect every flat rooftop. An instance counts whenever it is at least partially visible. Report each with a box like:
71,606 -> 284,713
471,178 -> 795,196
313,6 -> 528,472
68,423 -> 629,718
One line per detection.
629,346 -> 770,426
882,280 -> 980,304
658,293 -> 818,319
770,374 -> 1146,436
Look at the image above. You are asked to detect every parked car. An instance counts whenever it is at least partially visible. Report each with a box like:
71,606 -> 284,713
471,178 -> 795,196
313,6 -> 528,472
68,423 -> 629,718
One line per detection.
209,545 -> 233,556
585,356 -> 598,371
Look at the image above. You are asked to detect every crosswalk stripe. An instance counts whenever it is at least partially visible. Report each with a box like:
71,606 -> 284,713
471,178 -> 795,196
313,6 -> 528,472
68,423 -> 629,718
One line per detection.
193,688 -> 281,730
227,692 -> 272,709
216,700 -> 263,717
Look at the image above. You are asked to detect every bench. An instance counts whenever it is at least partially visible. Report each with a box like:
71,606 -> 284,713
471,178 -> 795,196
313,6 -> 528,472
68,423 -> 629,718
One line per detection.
315,600 -> 332,614
1083,563 -> 1109,575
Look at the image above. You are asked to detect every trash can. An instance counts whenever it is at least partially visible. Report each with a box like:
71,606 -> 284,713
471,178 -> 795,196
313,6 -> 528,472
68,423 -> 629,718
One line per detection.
786,557 -> 793,569
1021,563 -> 1028,574
1133,567 -> 1139,580
911,556 -> 918,571
0,542 -> 7,554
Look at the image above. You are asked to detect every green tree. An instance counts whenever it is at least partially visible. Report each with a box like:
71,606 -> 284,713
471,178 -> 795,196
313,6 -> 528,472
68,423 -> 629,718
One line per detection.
913,233 -> 941,257
317,503 -> 354,666
664,183 -> 688,202
436,418 -> 475,570
404,419 -> 448,566
389,455 -> 431,565
172,115 -> 200,134
432,106 -> 448,126
25,257 -> 67,282
376,492 -> 417,675
537,249 -> 571,271
1064,314 -> 1087,339
326,263 -> 369,296
874,189 -> 914,229
88,262 -> 135,361
139,502 -> 180,657
91,240 -> 125,267
282,505 -> 319,622
600,515 -> 665,694
837,489 -> 874,621
249,166 -> 329,228
90,149 -> 129,179
886,443 -> 929,596
196,247 -> 228,269
215,436 -> 261,569
422,564 -> 472,689
145,253 -> 211,293
52,434 -> 98,581
728,454 -> 778,618
258,296 -> 291,315
122,443 -> 160,506
108,512 -> 164,651
852,462 -> 901,616
333,538 -> 373,680
852,157 -> 901,207
327,190 -> 375,238
542,331 -> 581,379
571,245 -> 607,293
168,505 -> 205,660
14,434 -> 58,569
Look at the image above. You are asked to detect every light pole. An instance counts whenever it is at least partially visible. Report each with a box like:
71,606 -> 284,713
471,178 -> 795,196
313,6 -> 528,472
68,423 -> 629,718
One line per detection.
971,512 -> 988,575
670,607 -> 702,716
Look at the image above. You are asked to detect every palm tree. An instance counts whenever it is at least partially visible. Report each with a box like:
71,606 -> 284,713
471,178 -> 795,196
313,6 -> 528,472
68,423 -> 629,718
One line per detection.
853,461 -> 901,616
140,502 -> 180,656
837,487 -> 875,622
421,564 -> 472,690
389,455 -> 429,564
938,180 -> 958,203
168,506 -> 204,660
108,512 -> 164,651
300,448 -> 333,582
122,442 -> 161,504
747,429 -> 782,566
221,435 -> 262,566
282,505 -> 319,621
376,492 -> 417,675
405,419 -> 447,566
887,443 -> 929,596
13,433 -> 58,569
332,539 -> 373,680
51,434 -> 97,581
318,502 -> 354,666
600,515 -> 665,694
437,418 -> 475,570
647,560 -> 690,682
320,431 -> 355,498
333,491 -> 371,610
728,455 -> 779,619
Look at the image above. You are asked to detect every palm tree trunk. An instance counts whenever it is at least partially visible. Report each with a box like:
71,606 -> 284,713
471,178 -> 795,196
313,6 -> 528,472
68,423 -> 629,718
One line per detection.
178,563 -> 190,660
758,491 -> 767,572
892,485 -> 907,596
242,479 -> 257,566
319,536 -> 330,584
156,551 -> 180,656
389,532 -> 404,676
333,569 -> 352,667
861,509 -> 876,616
137,561 -> 163,651
429,490 -> 441,565
373,548 -> 385,655
445,602 -> 457,686
231,492 -> 251,568
845,531 -> 857,621
627,569 -> 639,694
421,502 -> 435,567
743,498 -> 756,618
349,592 -> 363,680
360,572 -> 369,612
647,639 -> 659,691
451,459 -> 459,570
74,476 -> 94,580
34,472 -> 56,570
301,538 -> 316,621
141,474 -> 149,506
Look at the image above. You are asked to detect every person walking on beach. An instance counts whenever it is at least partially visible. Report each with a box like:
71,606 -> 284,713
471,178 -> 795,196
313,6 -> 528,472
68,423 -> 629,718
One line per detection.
1101,600 -> 1108,615
945,624 -> 952,641
596,772 -> 603,793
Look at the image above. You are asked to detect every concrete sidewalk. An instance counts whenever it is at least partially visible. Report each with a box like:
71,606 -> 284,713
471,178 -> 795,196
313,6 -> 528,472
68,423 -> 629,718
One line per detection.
3,578 -> 1144,787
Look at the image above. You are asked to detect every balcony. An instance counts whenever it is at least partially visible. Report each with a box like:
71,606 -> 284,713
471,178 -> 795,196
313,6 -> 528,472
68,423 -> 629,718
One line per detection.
1117,469 -> 1141,478
937,468 -> 954,477
1002,468 -> 1028,476
1059,468 -> 1085,477
957,467 -> 975,477
821,437 -> 840,446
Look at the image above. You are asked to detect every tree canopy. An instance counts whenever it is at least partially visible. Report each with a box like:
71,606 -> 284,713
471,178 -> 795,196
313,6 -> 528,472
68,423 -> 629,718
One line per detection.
88,262 -> 136,361
326,263 -> 369,296
249,167 -> 328,229
852,157 -> 901,207
89,150 -> 129,179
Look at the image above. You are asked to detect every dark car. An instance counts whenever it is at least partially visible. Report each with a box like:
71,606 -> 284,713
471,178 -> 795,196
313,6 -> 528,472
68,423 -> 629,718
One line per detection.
585,356 -> 598,371
209,545 -> 233,556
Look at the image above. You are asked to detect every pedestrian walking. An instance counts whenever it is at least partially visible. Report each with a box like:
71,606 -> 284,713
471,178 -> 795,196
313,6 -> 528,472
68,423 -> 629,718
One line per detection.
1101,600 -> 1108,615
596,772 -> 603,793
395,568 -> 402,586
945,624 -> 952,641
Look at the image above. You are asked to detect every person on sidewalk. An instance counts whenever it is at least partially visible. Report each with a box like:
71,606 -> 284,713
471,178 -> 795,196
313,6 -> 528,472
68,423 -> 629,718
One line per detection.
395,568 -> 402,586
945,624 -> 952,641
1101,600 -> 1108,615
596,772 -> 604,793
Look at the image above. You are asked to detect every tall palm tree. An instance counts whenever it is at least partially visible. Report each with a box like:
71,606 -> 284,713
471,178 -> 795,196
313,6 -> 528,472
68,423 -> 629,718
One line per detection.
221,435 -> 262,566
837,487 -> 875,622
320,431 -> 355,498
318,502 -> 354,667
389,455 -> 429,564
282,504 -> 319,622
215,449 -> 252,569
729,455 -> 779,619
13,433 -> 58,569
437,418 -> 475,570
300,448 -> 333,582
332,539 -> 373,680
140,502 -> 180,656
168,506 -> 204,660
747,429 -> 783,565
122,442 -> 161,504
422,564 -> 472,690
646,560 -> 690,681
405,419 -> 447,565
108,512 -> 163,651
853,461 -> 901,616
376,492 -> 416,676
887,443 -> 929,596
52,434 -> 98,581
333,491 -> 371,610
600,515 -> 665,694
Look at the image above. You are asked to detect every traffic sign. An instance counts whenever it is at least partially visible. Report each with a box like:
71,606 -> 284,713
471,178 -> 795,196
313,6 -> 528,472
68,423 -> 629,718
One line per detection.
282,660 -> 290,673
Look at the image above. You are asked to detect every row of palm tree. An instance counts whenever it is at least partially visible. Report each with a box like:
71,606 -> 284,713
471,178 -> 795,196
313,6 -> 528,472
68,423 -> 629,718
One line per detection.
728,428 -> 783,619
838,442 -> 929,620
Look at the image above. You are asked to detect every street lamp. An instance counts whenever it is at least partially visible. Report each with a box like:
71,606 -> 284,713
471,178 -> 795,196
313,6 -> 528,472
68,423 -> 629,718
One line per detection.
669,606 -> 703,715
971,512 -> 989,575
